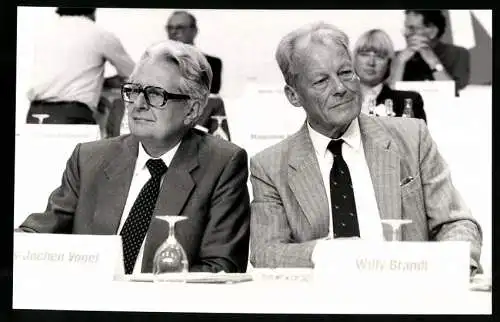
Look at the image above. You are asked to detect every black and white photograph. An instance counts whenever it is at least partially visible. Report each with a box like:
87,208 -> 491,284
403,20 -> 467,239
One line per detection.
12,7 -> 492,315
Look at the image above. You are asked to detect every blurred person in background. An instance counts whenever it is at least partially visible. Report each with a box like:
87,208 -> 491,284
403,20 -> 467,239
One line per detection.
16,40 -> 250,274
390,10 -> 470,95
26,7 -> 134,131
166,10 -> 230,140
353,29 -> 427,122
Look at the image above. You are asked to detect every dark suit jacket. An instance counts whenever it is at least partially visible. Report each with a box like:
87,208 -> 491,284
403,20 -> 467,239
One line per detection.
205,54 -> 222,94
399,41 -> 470,94
19,129 -> 250,273
375,84 -> 427,123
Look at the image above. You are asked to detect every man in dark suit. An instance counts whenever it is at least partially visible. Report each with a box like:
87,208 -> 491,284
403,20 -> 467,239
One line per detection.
166,10 -> 230,140
391,10 -> 470,95
16,40 -> 250,274
250,22 -> 482,275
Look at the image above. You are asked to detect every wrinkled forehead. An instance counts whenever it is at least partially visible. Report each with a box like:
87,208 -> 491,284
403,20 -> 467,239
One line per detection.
293,37 -> 351,70
129,56 -> 182,90
405,12 -> 425,26
168,13 -> 193,26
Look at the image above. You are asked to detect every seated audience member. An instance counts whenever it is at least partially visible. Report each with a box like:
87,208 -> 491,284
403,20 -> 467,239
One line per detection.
166,10 -> 230,140
27,7 -> 135,126
391,10 -> 470,95
249,22 -> 482,275
353,29 -> 427,122
16,40 -> 251,274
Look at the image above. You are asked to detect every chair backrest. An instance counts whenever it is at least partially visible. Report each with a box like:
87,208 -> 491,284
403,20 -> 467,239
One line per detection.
224,83 -> 305,158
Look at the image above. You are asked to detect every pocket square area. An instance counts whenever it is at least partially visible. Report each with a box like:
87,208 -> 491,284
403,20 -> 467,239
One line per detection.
400,176 -> 414,186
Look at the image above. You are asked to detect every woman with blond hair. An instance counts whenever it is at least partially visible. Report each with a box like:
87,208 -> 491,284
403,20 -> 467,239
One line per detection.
353,29 -> 427,122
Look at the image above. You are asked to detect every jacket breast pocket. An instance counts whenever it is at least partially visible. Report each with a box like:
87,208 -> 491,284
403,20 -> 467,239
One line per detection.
400,174 -> 428,240
400,174 -> 421,196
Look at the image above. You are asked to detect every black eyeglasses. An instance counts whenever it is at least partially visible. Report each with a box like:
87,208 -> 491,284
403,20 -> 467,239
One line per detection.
166,24 -> 195,32
121,82 -> 191,108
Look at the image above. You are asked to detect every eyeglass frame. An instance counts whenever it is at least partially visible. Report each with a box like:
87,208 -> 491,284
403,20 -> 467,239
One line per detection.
121,82 -> 191,109
166,24 -> 196,32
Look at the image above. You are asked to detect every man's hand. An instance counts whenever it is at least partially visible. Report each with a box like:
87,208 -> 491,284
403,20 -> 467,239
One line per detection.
407,35 -> 441,69
396,47 -> 417,64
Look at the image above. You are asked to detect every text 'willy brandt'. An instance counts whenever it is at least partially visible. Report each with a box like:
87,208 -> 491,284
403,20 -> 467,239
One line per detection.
356,258 -> 428,272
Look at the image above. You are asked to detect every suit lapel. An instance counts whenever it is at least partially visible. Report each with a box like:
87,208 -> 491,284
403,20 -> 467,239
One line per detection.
92,135 -> 139,235
141,131 -> 199,272
358,114 -> 402,241
288,123 -> 330,236
375,84 -> 391,105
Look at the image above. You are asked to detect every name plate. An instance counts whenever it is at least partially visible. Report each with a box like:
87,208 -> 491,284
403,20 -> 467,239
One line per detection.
13,233 -> 124,282
394,80 -> 456,98
313,241 -> 470,291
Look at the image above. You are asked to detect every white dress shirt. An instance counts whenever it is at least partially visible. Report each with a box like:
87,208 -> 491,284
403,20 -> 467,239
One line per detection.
28,16 -> 134,110
360,83 -> 384,115
118,141 -> 181,274
308,118 -> 384,264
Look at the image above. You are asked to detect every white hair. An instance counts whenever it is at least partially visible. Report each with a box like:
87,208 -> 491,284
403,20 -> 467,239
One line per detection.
137,39 -> 212,110
275,21 -> 351,86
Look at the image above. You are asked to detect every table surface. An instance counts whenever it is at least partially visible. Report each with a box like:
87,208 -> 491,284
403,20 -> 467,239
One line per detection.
12,272 -> 491,314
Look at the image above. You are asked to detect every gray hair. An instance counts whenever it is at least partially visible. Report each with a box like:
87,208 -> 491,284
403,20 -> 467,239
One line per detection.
275,21 -> 350,86
137,40 -> 212,110
353,29 -> 395,59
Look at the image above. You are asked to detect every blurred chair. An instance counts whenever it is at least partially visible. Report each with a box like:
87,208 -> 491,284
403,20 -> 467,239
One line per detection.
98,89 -> 124,138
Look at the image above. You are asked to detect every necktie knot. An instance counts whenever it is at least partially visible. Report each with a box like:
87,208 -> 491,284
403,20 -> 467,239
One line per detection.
327,139 -> 344,157
146,159 -> 167,178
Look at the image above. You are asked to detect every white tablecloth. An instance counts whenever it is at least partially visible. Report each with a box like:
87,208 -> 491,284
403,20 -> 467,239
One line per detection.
12,276 -> 491,314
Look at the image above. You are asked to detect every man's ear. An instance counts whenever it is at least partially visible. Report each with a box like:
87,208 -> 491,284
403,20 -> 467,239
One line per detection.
284,84 -> 302,107
184,100 -> 202,125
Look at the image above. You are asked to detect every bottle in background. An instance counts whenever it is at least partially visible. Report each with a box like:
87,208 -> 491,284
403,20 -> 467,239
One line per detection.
402,98 -> 414,118
367,97 -> 376,115
384,98 -> 395,117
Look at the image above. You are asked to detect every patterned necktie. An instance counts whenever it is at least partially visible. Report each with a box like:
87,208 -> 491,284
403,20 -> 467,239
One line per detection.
327,139 -> 360,238
120,158 -> 168,274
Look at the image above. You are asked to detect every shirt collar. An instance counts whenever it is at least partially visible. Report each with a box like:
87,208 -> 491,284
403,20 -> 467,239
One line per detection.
361,83 -> 384,101
307,117 -> 362,158
135,140 -> 182,174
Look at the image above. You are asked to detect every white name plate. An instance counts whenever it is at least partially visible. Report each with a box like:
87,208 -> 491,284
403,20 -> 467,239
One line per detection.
313,241 -> 470,291
394,80 -> 455,98
13,233 -> 124,282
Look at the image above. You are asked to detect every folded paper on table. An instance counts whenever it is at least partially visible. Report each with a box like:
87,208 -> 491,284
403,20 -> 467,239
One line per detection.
250,268 -> 313,282
394,80 -> 456,99
13,233 -> 124,282
129,272 -> 253,284
313,240 -> 470,292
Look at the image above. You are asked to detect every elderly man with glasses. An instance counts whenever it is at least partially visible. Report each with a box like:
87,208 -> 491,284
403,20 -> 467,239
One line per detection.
249,22 -> 482,276
16,40 -> 251,275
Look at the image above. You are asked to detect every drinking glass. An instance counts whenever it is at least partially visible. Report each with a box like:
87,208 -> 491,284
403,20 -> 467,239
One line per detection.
32,114 -> 50,124
381,219 -> 412,241
211,115 -> 229,141
152,215 -> 189,282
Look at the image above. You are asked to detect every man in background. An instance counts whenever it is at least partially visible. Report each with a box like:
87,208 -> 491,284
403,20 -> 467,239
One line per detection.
27,7 -> 134,130
390,10 -> 470,95
166,10 -> 230,140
